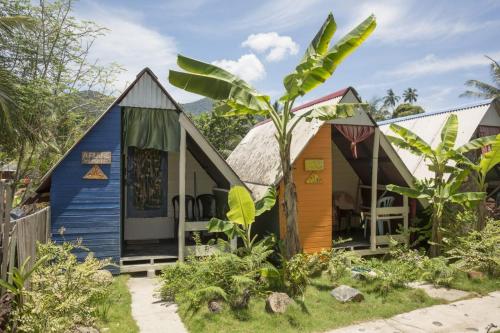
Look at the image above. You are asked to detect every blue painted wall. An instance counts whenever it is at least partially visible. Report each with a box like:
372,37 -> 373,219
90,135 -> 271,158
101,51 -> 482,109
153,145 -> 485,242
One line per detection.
51,105 -> 121,267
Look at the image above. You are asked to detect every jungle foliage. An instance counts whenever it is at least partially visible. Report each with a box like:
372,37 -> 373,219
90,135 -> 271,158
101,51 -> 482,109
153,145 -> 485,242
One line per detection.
0,0 -> 121,201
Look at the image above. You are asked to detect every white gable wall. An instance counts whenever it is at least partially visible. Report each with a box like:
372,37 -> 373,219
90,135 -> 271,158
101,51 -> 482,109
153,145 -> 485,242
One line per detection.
119,72 -> 176,109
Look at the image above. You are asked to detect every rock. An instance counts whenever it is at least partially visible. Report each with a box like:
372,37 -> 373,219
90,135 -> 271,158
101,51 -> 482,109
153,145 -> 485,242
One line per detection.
74,326 -> 100,333
208,300 -> 222,313
265,292 -> 292,314
330,285 -> 364,303
0,293 -> 14,332
352,269 -> 377,280
93,270 -> 113,285
467,271 -> 484,280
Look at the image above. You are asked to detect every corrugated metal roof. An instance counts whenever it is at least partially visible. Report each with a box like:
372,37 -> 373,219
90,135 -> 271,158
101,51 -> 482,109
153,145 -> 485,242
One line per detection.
378,100 -> 492,125
379,100 -> 497,180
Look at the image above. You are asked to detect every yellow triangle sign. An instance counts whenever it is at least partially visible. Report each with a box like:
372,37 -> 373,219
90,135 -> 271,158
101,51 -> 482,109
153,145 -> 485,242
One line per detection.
83,164 -> 108,180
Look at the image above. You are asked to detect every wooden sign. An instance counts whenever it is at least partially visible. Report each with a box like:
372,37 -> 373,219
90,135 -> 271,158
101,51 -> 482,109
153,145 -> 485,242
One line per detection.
83,165 -> 108,180
305,159 -> 324,171
305,173 -> 321,184
82,151 -> 111,165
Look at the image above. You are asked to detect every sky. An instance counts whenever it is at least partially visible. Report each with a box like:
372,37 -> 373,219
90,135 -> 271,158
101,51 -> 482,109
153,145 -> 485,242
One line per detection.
75,0 -> 500,111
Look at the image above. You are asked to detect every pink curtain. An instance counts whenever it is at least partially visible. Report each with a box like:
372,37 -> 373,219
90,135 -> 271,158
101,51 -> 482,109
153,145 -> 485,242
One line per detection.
478,126 -> 500,154
334,125 -> 374,158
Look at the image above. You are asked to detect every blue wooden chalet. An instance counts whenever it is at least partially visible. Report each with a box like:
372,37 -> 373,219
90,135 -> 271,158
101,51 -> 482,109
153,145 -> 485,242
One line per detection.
36,68 -> 243,273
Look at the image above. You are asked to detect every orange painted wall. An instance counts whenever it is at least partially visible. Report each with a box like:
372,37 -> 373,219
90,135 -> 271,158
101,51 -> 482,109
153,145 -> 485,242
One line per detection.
279,124 -> 333,253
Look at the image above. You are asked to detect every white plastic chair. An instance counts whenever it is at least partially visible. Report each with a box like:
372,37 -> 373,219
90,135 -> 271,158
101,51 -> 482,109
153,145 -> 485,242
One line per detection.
377,196 -> 395,235
363,196 -> 395,237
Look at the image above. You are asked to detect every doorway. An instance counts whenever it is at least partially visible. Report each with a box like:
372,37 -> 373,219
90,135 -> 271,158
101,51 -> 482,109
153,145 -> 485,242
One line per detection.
123,147 -> 174,256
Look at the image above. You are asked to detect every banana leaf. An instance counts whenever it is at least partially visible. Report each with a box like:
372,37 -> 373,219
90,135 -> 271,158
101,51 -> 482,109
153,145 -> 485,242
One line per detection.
449,192 -> 486,204
207,218 -> 238,239
386,184 -> 430,199
255,187 -> 277,217
283,14 -> 375,99
479,134 -> 500,176
304,103 -> 362,122
456,135 -> 497,153
226,186 -> 255,227
439,114 -> 458,150
389,123 -> 434,156
169,55 -> 270,114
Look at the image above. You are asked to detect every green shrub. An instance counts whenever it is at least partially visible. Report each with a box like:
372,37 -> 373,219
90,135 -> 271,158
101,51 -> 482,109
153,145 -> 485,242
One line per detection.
420,256 -> 456,286
160,240 -> 274,312
282,254 -> 311,297
446,218 -> 500,276
11,240 -> 113,333
326,248 -> 364,281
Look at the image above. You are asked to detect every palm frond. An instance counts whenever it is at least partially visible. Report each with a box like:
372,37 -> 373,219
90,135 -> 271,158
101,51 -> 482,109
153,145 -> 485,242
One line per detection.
460,80 -> 500,99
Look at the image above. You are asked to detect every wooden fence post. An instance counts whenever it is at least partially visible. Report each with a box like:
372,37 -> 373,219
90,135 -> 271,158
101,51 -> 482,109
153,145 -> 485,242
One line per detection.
1,182 -> 12,292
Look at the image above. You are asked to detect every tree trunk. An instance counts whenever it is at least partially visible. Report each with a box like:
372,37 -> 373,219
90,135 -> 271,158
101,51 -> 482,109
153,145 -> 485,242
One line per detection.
281,147 -> 301,259
476,201 -> 487,230
429,206 -> 442,257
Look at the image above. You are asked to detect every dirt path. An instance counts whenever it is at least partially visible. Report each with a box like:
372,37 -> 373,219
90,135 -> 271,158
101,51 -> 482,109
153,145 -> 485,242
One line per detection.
127,277 -> 188,333
326,291 -> 500,333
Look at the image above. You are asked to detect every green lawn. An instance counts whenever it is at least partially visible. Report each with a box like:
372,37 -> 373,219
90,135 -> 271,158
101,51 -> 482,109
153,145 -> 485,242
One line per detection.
448,273 -> 500,295
180,276 -> 443,333
97,275 -> 139,333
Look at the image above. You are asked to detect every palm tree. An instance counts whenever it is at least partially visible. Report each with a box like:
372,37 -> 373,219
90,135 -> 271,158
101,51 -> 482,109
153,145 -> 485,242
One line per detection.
403,88 -> 418,104
383,89 -> 400,109
366,97 -> 390,121
460,56 -> 500,99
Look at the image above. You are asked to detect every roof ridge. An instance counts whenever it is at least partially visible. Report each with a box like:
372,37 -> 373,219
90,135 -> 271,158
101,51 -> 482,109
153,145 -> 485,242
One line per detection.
252,87 -> 351,128
378,99 -> 493,125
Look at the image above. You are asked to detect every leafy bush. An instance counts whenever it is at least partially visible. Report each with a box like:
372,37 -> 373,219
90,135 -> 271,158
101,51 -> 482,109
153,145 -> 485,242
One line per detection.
281,253 -> 311,297
160,240 -> 274,312
354,245 -> 458,295
446,218 -> 500,276
326,248 -> 364,281
10,240 -> 113,333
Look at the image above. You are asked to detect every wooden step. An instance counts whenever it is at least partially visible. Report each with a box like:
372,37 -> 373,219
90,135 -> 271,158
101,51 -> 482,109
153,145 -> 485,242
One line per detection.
120,262 -> 175,274
120,255 -> 178,266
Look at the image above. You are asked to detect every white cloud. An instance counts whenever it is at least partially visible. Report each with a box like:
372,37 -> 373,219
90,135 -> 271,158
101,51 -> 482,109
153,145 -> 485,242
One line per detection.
382,51 -> 500,79
77,3 -> 176,91
418,86 -> 457,110
341,0 -> 500,43
242,32 -> 299,62
236,0 -> 323,31
212,54 -> 266,82
75,2 -> 201,102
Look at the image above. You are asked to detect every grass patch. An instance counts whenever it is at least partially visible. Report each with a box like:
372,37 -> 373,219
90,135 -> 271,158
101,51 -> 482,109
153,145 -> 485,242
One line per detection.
448,273 -> 500,295
180,276 -> 442,333
97,275 -> 139,333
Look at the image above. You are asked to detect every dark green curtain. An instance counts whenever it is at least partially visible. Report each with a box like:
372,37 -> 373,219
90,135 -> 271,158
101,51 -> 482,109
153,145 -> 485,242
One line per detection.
123,107 -> 180,152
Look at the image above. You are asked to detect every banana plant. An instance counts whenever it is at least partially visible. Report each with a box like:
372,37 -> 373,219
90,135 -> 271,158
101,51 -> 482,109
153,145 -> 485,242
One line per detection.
170,12 -> 376,258
386,114 -> 495,256
0,255 -> 48,305
208,186 -> 276,253
456,133 -> 500,229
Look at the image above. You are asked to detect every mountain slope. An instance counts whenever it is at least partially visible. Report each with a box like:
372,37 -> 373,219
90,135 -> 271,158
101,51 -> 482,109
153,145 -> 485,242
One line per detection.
181,97 -> 213,115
